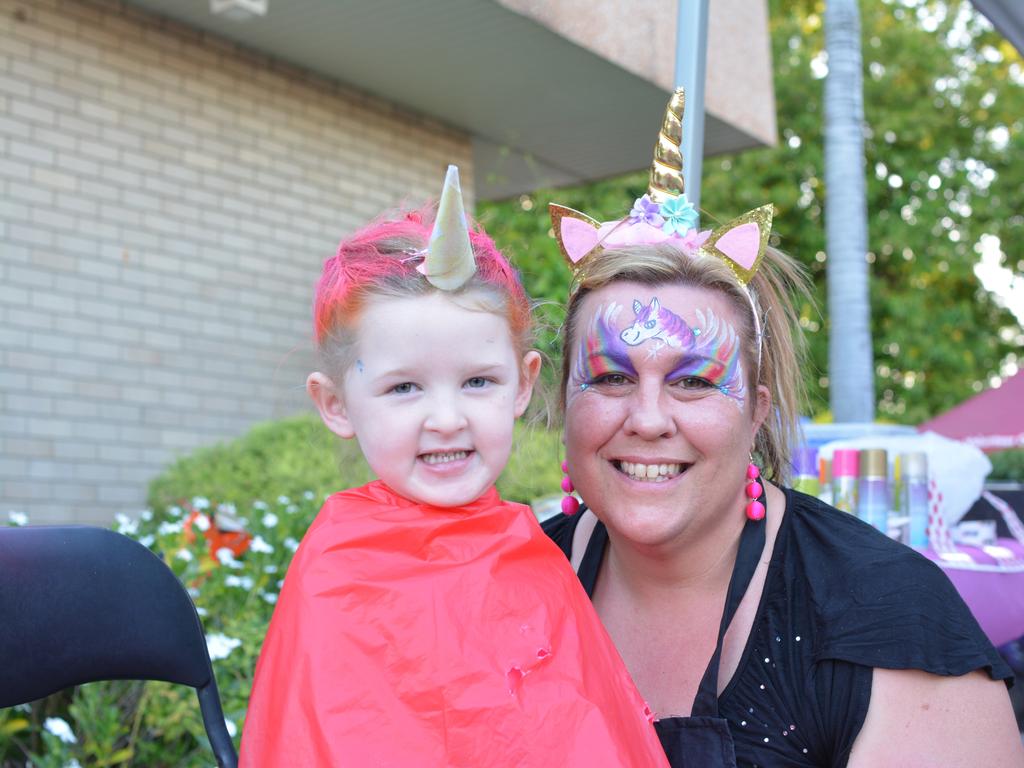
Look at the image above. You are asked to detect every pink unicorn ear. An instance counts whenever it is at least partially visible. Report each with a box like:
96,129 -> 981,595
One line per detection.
699,204 -> 774,285
550,204 -> 601,266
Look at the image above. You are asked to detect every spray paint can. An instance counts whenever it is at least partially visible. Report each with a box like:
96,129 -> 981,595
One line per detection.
792,445 -> 819,497
818,456 -> 833,505
903,452 -> 929,548
831,449 -> 859,514
857,449 -> 890,533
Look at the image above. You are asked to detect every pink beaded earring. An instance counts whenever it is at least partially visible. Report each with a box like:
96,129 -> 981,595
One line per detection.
745,459 -> 765,521
561,461 -> 580,516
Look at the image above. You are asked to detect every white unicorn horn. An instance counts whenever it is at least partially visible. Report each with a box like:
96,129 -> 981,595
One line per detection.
419,164 -> 476,290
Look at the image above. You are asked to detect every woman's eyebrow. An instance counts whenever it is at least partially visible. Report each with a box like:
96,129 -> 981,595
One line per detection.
585,347 -> 637,373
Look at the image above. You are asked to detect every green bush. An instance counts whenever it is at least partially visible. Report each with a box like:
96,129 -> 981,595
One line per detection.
146,413 -> 370,513
148,412 -> 564,510
990,448 -> 1024,482
3,414 -> 566,765
1,491 -> 319,767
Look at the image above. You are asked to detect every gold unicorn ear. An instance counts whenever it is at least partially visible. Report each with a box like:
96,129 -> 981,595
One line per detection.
419,165 -> 476,290
549,204 -> 602,267
699,205 -> 774,285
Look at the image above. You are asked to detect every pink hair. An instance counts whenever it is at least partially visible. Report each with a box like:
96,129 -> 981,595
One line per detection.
313,207 -> 531,352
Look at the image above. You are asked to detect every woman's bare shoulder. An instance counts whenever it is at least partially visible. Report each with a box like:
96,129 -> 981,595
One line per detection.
848,667 -> 1023,767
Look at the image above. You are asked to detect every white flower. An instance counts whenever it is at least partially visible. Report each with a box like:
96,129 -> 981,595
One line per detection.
187,586 -> 201,599
225,719 -> 237,738
197,606 -> 208,617
176,548 -> 194,562
215,548 -> 243,569
192,514 -> 211,532
158,520 -> 183,536
303,490 -> 315,500
284,537 -> 299,552
250,535 -> 274,554
115,513 -> 138,535
64,760 -> 82,768
217,502 -> 237,516
262,592 -> 278,605
261,512 -> 279,528
276,495 -> 291,505
286,504 -> 298,515
252,500 -> 268,511
206,633 -> 241,661
224,575 -> 254,590
168,505 -> 183,518
7,511 -> 28,527
44,717 -> 77,744
192,497 -> 210,510
138,535 -> 155,548
140,509 -> 153,521
263,564 -> 278,574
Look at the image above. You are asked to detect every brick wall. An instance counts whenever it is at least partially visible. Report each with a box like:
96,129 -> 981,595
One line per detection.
0,0 -> 473,524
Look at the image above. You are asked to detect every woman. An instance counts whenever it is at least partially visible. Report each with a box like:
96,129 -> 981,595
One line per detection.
543,90 -> 1022,767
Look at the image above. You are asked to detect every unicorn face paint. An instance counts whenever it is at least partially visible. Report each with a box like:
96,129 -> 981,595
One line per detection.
562,281 -> 761,547
575,296 -> 747,408
571,302 -> 637,391
619,297 -> 696,349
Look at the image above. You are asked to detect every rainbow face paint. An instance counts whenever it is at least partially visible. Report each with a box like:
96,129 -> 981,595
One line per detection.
574,298 -> 747,408
572,303 -> 637,390
662,307 -> 746,406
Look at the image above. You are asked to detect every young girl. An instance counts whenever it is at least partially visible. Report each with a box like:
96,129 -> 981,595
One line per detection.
239,167 -> 668,767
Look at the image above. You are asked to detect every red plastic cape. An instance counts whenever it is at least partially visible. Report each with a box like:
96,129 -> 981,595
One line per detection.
240,481 -> 668,767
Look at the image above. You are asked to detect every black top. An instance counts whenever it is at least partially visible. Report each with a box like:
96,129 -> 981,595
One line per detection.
543,489 -> 1013,768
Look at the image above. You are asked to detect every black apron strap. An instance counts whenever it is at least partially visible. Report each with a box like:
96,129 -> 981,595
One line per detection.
572,493 -> 768,718
690,509 -> 766,716
575,506 -> 606,599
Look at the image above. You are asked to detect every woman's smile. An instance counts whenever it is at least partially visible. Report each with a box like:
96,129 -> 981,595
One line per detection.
611,460 -> 688,483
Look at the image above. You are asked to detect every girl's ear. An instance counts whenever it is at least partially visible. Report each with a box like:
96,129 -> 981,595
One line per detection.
307,372 -> 355,439
514,351 -> 543,418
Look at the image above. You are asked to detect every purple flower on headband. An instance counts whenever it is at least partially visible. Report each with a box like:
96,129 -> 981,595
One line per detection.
628,194 -> 664,227
660,195 -> 699,236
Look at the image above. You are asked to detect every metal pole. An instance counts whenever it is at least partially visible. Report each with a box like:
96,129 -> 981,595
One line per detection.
675,0 -> 709,209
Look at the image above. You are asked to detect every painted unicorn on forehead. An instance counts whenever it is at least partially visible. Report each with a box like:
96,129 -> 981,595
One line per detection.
620,297 -> 696,349
548,88 -> 775,375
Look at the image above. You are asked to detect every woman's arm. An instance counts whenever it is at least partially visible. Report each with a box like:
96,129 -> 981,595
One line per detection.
847,667 -> 1023,767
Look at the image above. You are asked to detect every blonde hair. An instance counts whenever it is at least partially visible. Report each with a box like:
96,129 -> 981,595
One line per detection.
561,244 -> 811,483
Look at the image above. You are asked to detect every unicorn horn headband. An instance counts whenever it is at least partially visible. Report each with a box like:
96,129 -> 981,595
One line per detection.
418,164 -> 477,290
548,88 -> 772,371
549,88 -> 773,289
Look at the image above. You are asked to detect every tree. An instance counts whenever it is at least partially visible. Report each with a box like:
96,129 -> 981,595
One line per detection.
479,0 -> 1023,425
824,0 -> 875,422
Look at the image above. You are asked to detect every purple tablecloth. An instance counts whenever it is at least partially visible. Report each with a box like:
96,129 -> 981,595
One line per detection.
919,538 -> 1024,647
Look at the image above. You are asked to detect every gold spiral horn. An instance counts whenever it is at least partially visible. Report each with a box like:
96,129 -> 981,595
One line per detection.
647,88 -> 686,204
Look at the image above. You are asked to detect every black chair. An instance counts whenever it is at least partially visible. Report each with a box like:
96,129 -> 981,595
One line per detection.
0,526 -> 238,768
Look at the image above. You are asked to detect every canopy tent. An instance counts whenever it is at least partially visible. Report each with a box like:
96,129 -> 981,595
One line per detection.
971,0 -> 1024,56
918,371 -> 1024,452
